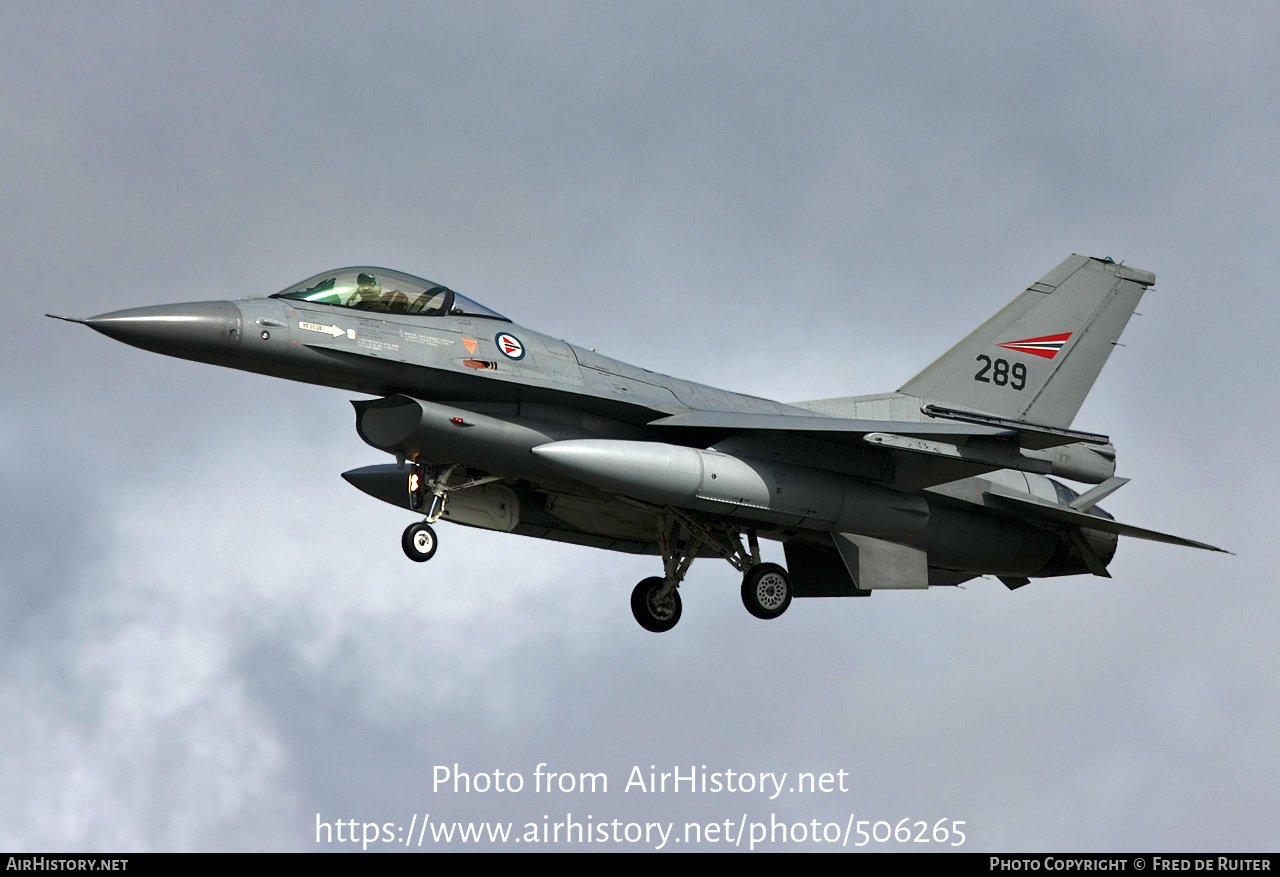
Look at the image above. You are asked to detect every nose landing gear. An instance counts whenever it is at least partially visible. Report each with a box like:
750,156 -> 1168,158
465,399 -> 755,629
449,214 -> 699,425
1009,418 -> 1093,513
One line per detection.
400,462 -> 454,562
402,521 -> 438,562
399,462 -> 503,563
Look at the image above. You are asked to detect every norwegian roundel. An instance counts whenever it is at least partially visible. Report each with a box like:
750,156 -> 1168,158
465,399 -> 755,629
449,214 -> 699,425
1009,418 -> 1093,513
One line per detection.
495,332 -> 526,360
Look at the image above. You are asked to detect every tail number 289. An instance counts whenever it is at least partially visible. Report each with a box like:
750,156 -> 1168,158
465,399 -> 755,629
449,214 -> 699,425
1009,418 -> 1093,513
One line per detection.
975,355 -> 1026,390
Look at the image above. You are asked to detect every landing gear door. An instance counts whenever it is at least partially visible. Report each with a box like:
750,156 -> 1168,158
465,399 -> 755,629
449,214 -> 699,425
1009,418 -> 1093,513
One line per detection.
831,533 -> 929,590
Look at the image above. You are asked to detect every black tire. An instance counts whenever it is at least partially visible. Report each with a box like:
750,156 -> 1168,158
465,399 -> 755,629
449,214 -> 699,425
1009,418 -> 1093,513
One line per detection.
630,576 -> 682,632
741,563 -> 792,620
402,522 -> 438,562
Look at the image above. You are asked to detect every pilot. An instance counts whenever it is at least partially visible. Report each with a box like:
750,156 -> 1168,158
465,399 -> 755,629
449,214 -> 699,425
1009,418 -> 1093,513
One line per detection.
349,273 -> 381,309
348,273 -> 376,307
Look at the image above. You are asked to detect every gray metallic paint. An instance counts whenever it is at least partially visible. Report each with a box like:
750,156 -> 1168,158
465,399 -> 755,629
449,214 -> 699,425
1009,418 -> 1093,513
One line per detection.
59,254 -> 1226,611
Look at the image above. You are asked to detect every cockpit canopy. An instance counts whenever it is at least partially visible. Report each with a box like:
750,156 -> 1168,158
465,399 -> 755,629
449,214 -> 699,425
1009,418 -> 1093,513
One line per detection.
271,267 -> 509,322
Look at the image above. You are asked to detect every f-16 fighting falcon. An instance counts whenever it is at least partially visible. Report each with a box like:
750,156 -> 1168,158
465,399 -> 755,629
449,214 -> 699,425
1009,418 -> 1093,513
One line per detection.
50,254 -> 1227,632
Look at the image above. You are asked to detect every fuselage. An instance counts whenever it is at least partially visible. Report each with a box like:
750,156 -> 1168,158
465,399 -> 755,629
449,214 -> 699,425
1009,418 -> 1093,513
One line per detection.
73,266 -> 1117,584
59,256 -> 1230,631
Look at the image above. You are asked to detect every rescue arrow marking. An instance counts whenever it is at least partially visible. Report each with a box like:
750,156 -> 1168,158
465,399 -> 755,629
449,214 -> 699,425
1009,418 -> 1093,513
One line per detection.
299,321 -> 348,338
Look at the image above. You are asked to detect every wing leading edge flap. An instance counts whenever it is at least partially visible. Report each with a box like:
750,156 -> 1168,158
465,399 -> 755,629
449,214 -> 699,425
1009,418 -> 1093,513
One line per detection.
982,491 -> 1230,553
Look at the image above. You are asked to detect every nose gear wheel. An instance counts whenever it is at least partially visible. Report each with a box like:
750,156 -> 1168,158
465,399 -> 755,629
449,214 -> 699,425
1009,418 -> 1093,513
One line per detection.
402,521 -> 438,562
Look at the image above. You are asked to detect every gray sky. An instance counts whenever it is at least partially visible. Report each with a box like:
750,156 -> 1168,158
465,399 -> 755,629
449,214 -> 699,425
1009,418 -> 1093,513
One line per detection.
3,1 -> 1277,851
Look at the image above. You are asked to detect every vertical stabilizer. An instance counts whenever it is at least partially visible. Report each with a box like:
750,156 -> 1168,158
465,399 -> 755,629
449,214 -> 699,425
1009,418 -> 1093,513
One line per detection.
898,255 -> 1152,428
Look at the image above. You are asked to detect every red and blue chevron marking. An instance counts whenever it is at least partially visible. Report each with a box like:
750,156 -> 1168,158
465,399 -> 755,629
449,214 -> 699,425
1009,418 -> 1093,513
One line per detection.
997,332 -> 1072,359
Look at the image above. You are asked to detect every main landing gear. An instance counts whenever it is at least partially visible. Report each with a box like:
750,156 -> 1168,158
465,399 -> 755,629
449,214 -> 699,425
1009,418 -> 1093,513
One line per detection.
741,562 -> 792,619
631,577 -> 682,633
629,509 -> 793,633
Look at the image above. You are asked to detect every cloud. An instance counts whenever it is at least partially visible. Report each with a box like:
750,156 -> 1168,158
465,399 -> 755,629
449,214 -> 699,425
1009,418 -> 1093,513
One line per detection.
3,1 -> 1275,852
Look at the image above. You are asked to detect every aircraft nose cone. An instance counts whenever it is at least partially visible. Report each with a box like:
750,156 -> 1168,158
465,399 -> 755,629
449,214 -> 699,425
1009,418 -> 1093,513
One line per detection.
84,301 -> 242,361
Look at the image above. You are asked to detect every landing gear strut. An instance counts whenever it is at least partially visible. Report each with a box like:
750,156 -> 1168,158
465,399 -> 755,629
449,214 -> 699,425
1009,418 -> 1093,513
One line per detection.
629,513 -> 701,633
400,462 -> 503,563
628,511 -> 794,631
401,462 -> 454,562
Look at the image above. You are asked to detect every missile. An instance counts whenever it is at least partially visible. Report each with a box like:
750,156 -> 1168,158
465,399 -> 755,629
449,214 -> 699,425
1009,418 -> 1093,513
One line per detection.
531,439 -> 929,536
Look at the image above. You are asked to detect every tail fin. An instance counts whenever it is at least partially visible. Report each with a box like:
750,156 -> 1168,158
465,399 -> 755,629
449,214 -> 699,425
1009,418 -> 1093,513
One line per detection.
898,255 -> 1152,428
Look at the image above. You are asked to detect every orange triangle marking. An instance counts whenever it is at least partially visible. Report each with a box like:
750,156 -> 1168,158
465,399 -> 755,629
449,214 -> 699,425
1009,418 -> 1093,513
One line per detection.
462,338 -> 477,354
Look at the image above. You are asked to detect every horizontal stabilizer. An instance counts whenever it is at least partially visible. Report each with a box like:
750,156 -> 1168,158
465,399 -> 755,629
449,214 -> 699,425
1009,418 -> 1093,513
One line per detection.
983,491 -> 1229,553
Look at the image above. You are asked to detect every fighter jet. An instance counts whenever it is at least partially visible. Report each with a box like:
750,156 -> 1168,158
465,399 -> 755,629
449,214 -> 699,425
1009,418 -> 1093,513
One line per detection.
50,255 -> 1226,632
